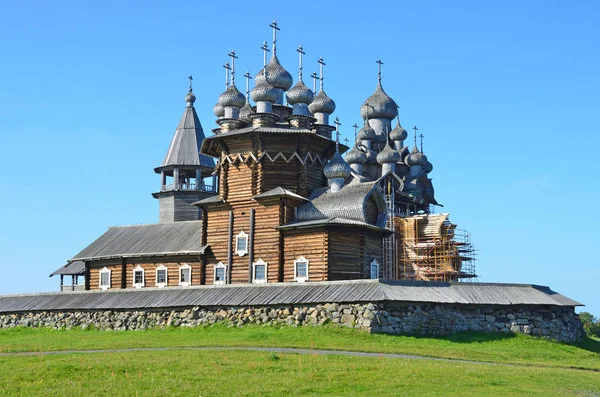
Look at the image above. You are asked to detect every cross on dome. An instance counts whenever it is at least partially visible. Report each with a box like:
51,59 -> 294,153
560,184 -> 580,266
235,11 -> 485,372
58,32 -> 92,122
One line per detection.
318,57 -> 326,91
269,20 -> 280,54
310,71 -> 318,92
223,62 -> 231,89
296,45 -> 305,80
413,125 -> 419,148
228,50 -> 238,85
376,59 -> 384,84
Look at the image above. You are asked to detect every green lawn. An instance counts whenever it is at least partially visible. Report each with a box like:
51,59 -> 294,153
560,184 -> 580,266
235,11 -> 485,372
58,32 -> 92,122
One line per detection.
1,327 -> 599,396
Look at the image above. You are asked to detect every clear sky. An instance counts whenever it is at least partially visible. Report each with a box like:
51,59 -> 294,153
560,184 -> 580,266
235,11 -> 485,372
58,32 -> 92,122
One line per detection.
0,1 -> 598,315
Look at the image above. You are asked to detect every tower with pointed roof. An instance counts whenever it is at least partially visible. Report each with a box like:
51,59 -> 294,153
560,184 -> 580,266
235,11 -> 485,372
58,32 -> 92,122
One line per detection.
152,81 -> 216,223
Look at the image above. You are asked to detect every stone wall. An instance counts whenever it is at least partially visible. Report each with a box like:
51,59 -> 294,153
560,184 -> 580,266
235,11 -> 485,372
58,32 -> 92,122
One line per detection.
0,302 -> 584,343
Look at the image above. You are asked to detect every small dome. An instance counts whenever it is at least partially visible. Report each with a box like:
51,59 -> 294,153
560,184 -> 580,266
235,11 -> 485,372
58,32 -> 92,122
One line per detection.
324,151 -> 352,180
214,103 -> 225,118
255,54 -> 293,91
286,80 -> 314,105
309,90 -> 336,115
377,141 -> 401,164
390,120 -> 408,141
185,89 -> 196,105
251,82 -> 279,103
406,146 -> 428,166
423,160 -> 433,173
239,101 -> 253,121
356,121 -> 376,141
218,84 -> 245,108
345,145 -> 367,165
360,83 -> 398,120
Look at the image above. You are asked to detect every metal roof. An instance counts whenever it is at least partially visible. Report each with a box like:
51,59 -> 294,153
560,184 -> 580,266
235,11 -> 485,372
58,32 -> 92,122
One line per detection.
69,221 -> 205,262
278,217 -> 390,233
253,187 -> 308,201
0,280 -> 581,313
162,105 -> 215,169
50,261 -> 85,277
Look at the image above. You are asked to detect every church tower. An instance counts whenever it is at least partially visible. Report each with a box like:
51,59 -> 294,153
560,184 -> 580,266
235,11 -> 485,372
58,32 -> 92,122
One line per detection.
152,78 -> 216,223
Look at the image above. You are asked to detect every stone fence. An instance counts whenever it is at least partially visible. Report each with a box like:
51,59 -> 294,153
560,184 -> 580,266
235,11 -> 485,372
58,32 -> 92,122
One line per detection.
0,302 -> 584,343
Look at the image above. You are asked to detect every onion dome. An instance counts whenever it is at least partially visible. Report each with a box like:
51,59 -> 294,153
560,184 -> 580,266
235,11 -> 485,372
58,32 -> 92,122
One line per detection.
185,89 -> 196,106
218,84 -> 245,108
357,121 -> 376,141
286,80 -> 314,105
345,145 -> 367,165
360,82 -> 398,120
390,120 -> 408,141
377,141 -> 401,164
324,151 -> 352,180
423,160 -> 433,173
309,90 -> 336,115
406,146 -> 428,166
251,81 -> 279,103
213,103 -> 225,118
239,101 -> 253,121
254,54 -> 293,91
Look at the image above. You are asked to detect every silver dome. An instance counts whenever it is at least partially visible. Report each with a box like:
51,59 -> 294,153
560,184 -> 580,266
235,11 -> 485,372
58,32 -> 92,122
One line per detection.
213,103 -> 225,118
406,146 -> 428,166
423,160 -> 433,173
254,54 -> 293,91
324,151 -> 352,180
286,80 -> 314,105
218,84 -> 246,108
360,82 -> 398,120
185,89 -> 196,105
251,82 -> 279,103
309,90 -> 336,115
356,121 -> 376,141
345,145 -> 367,164
390,120 -> 408,141
376,141 -> 401,164
239,101 -> 253,121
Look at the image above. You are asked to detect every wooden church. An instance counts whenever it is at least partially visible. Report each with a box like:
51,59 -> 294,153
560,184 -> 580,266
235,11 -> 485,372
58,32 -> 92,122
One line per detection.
51,22 -> 476,292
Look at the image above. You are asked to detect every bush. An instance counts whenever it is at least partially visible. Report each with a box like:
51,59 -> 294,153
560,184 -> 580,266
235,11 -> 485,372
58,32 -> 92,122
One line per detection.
579,312 -> 600,337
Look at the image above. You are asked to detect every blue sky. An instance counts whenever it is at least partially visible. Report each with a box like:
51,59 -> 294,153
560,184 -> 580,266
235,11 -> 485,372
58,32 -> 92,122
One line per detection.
1,1 -> 598,315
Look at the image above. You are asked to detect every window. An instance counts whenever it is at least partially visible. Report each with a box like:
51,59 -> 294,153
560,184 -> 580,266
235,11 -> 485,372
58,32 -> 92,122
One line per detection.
133,265 -> 145,288
214,262 -> 227,285
156,264 -> 167,287
370,259 -> 380,279
99,267 -> 111,290
253,259 -> 267,284
179,264 -> 191,286
294,256 -> 309,282
235,231 -> 248,256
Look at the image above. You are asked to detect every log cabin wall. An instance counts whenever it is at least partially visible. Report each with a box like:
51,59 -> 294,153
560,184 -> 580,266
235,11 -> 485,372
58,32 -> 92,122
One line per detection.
327,229 -> 365,281
88,261 -> 202,290
282,229 -> 328,282
364,233 -> 384,278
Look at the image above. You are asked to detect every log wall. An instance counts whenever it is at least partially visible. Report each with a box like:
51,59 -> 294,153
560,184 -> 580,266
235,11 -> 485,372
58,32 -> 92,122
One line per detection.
282,229 -> 328,282
88,262 -> 202,290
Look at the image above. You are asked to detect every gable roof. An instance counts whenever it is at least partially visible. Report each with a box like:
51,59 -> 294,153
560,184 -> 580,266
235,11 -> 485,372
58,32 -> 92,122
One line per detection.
68,221 -> 205,262
50,260 -> 85,276
253,187 -> 308,201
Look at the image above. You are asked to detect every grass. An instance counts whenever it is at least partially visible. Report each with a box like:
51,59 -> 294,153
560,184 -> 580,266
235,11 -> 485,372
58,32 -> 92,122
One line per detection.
1,325 -> 599,370
1,327 -> 599,396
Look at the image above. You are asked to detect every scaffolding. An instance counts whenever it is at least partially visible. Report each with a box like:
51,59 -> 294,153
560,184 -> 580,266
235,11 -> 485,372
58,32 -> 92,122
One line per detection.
382,178 -> 395,279
394,213 -> 477,282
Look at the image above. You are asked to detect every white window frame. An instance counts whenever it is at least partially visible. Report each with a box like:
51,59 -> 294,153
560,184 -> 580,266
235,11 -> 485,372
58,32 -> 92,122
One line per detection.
235,231 -> 249,257
133,265 -> 145,288
99,267 -> 111,290
179,263 -> 191,287
294,256 -> 309,282
214,262 -> 227,285
252,259 -> 267,284
155,264 -> 168,288
370,259 -> 380,279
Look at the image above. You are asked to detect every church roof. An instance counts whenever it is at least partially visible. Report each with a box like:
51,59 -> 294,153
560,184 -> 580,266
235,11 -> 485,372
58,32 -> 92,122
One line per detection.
278,217 -> 390,233
253,187 -> 308,201
50,260 -> 85,276
67,221 -> 205,262
161,105 -> 215,169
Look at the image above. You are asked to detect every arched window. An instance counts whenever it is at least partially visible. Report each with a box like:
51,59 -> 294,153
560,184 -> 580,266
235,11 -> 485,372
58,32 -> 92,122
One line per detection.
370,259 -> 379,279
236,231 -> 249,256
155,264 -> 168,287
179,263 -> 191,286
253,259 -> 267,284
214,262 -> 227,285
99,267 -> 111,290
294,256 -> 309,282
133,265 -> 145,288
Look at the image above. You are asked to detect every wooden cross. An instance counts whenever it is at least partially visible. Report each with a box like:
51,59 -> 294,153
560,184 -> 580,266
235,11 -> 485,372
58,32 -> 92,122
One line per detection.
376,59 -> 384,83
244,71 -> 251,100
223,62 -> 231,88
297,45 -> 305,79
343,137 -> 349,147
261,41 -> 270,75
419,133 -> 425,153
413,125 -> 419,148
318,57 -> 326,90
352,123 -> 359,139
310,71 -> 319,92
334,117 -> 341,145
228,50 -> 238,84
188,75 -> 193,91
269,20 -> 280,54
